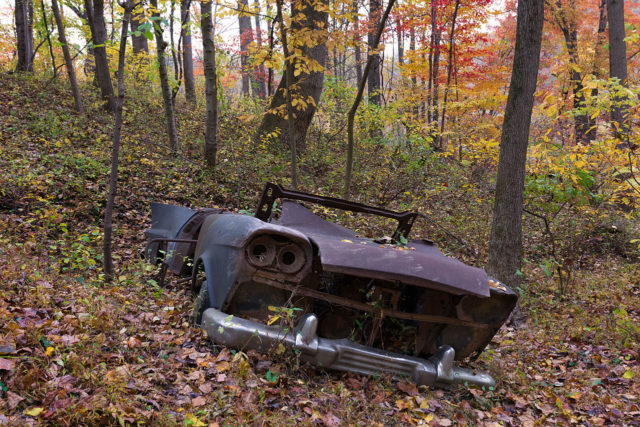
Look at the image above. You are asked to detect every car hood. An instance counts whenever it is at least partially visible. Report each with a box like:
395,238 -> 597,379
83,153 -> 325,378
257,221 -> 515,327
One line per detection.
274,201 -> 490,297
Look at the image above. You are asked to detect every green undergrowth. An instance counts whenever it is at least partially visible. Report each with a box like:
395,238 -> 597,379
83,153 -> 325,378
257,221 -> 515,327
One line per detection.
0,73 -> 638,425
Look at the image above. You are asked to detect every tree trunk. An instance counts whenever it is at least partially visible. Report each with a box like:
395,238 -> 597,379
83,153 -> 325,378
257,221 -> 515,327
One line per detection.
275,0 -> 298,188
487,0 -> 544,287
169,0 -> 183,103
266,1 -> 274,95
85,0 -> 116,111
51,0 -> 83,113
430,26 -> 441,145
344,0 -> 396,199
594,0 -> 607,76
353,0 -> 362,85
238,0 -> 253,96
40,0 -> 57,77
586,0 -> 607,142
255,0 -> 329,152
103,0 -> 133,283
607,0 -> 628,138
150,0 -> 178,150
550,0 -> 590,143
409,27 -> 416,87
182,0 -> 196,105
15,0 -> 34,72
562,26 -> 590,143
131,2 -> 149,54
396,16 -> 403,68
367,0 -> 381,105
253,0 -> 267,99
201,0 -> 217,168
439,0 -> 459,150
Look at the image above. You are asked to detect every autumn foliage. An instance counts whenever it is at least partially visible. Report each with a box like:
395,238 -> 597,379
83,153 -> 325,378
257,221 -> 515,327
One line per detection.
1,0 -> 639,424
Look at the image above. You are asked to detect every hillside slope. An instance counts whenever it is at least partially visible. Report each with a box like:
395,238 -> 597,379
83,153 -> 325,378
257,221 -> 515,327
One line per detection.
0,73 -> 638,426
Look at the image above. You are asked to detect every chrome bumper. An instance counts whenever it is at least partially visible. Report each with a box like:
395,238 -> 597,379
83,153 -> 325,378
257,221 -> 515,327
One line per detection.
202,308 -> 495,388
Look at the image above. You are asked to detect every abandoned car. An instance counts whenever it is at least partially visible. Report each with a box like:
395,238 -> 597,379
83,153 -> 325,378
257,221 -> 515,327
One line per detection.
144,183 -> 517,388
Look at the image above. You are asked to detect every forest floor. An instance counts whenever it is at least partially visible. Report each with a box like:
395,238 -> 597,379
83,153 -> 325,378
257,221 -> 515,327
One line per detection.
0,73 -> 639,426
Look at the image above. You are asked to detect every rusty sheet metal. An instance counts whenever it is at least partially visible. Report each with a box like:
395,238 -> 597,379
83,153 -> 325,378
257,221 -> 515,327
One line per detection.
252,272 -> 489,329
257,182 -> 418,240
275,201 -> 490,297
167,208 -> 225,274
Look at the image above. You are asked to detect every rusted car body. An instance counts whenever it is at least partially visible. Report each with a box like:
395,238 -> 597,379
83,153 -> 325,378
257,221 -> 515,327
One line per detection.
145,183 -> 517,388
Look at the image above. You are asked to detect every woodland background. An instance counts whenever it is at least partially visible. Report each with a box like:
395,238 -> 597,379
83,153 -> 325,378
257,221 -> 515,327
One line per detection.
0,0 -> 639,425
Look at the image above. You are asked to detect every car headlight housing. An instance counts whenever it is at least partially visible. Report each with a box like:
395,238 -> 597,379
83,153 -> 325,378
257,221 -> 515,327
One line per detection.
245,235 -> 307,274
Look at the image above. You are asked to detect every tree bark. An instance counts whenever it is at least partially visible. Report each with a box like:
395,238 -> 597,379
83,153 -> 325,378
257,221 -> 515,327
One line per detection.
367,0 -> 381,105
353,0 -> 362,85
253,0 -> 267,99
150,0 -> 179,150
238,0 -> 253,96
275,0 -> 298,188
103,0 -> 133,283
182,0 -> 196,105
563,26 -> 590,143
266,1 -> 274,95
85,0 -> 116,111
15,0 -> 34,72
201,0 -> 217,168
396,15 -> 403,68
40,0 -> 57,77
409,26 -> 416,87
607,0 -> 628,138
344,0 -> 396,199
487,0 -> 544,287
169,0 -> 183,103
550,0 -> 590,143
430,25 -> 441,145
131,2 -> 149,54
51,0 -> 83,113
427,0 -> 441,130
255,0 -> 329,152
439,0 -> 459,150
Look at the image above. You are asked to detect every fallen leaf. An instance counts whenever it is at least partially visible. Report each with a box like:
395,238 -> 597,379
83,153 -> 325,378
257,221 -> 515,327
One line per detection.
623,370 -> 634,379
0,358 -> 15,371
7,391 -> 24,409
183,413 -> 206,426
191,396 -> 206,407
215,348 -> 230,362
0,343 -> 16,355
215,361 -> 230,372
126,336 -> 141,348
397,380 -> 418,396
60,335 -> 79,346
24,407 -> 44,417
567,391 -> 582,401
321,412 -> 341,426
199,383 -> 212,394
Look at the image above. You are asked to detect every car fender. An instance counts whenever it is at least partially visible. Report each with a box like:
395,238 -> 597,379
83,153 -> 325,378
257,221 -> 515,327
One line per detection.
193,213 -> 311,310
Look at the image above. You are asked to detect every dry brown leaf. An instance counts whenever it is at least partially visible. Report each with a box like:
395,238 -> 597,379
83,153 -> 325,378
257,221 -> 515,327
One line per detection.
0,357 -> 16,371
397,380 -> 418,396
198,383 -> 212,394
321,412 -> 341,427
215,361 -> 230,372
7,391 -> 24,409
191,396 -> 206,407
215,348 -> 230,362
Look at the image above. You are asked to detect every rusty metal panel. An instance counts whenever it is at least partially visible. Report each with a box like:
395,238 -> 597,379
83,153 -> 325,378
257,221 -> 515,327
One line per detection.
275,201 -> 490,297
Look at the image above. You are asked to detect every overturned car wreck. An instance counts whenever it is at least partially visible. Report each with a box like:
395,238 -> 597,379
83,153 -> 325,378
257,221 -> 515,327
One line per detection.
145,183 -> 517,388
